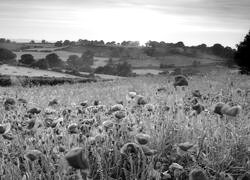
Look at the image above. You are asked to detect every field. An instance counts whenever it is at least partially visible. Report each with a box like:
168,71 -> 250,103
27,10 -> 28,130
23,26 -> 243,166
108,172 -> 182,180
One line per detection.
14,51 -> 82,62
0,68 -> 250,179
0,64 -> 81,79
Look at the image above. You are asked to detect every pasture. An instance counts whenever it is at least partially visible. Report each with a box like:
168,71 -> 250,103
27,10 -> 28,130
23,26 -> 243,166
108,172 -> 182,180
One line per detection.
0,64 -> 81,79
0,69 -> 250,180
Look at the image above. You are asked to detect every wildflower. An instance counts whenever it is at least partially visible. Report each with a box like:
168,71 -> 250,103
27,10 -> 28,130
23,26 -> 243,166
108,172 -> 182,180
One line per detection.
27,107 -> 41,115
141,145 -> 157,156
68,123 -> 78,134
4,98 -> 15,110
110,104 -> 124,113
0,123 -> 11,134
136,95 -> 147,105
192,90 -> 202,98
178,142 -> 194,151
48,99 -> 58,106
24,150 -> 43,161
173,75 -> 188,87
189,168 -> 208,180
65,147 -> 89,170
135,133 -> 150,145
214,102 -> 241,117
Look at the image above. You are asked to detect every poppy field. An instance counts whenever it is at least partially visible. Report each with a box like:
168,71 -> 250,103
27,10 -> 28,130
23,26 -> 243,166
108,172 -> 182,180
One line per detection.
0,69 -> 250,180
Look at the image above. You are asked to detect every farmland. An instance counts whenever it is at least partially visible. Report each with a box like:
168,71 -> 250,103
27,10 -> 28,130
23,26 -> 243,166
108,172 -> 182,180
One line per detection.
0,64 -> 81,78
0,68 -> 250,179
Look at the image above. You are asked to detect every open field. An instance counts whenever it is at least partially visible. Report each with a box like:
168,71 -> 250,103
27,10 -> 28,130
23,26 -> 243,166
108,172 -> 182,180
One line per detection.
0,64 -> 81,78
0,68 -> 250,179
14,51 -> 82,62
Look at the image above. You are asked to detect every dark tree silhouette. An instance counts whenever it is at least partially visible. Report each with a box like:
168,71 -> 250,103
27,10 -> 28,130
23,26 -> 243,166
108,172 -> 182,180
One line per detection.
81,50 -> 94,66
67,55 -> 81,68
234,30 -> 250,74
32,58 -> 49,69
19,54 -> 35,65
45,53 -> 63,68
0,48 -> 17,64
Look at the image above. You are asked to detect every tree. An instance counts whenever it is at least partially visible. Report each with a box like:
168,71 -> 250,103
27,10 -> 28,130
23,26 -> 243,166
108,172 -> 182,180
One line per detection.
0,48 -> 17,63
41,40 -> 46,44
116,62 -> 132,76
55,41 -> 63,47
81,50 -> 94,66
45,53 -> 63,68
32,58 -> 49,69
234,30 -> 250,73
0,38 -> 6,43
67,55 -> 81,68
19,54 -> 35,65
211,43 -> 224,56
30,40 -> 35,44
63,40 -> 71,46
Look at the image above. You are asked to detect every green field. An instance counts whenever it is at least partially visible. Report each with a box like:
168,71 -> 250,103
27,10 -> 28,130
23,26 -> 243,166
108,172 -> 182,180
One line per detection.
0,64 -> 81,78
0,68 -> 249,179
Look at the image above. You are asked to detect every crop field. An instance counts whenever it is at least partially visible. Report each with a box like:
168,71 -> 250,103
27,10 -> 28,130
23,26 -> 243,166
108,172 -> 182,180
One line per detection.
14,51 -> 82,62
0,64 -> 81,79
125,54 -> 224,68
0,69 -> 250,180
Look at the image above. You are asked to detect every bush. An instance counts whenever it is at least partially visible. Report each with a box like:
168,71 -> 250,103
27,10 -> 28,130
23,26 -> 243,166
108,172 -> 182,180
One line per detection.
0,48 -> 17,64
19,54 -> 35,66
32,59 -> 49,70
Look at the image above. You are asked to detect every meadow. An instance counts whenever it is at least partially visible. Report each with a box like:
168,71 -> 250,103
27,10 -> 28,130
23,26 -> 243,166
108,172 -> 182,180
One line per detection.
0,68 -> 250,180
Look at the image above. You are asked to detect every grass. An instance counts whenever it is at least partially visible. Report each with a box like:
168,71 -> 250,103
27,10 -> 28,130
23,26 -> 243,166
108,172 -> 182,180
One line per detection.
0,68 -> 249,179
0,64 -> 81,78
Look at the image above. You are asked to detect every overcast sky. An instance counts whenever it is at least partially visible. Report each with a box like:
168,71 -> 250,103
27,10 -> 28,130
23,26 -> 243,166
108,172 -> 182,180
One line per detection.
0,0 -> 249,47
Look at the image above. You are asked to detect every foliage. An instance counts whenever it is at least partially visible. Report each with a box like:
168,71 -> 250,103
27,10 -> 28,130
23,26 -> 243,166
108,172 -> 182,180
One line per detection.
234,30 -> 250,74
31,58 -> 49,69
0,48 -> 17,63
45,53 -> 63,68
19,54 -> 35,66
95,61 -> 132,77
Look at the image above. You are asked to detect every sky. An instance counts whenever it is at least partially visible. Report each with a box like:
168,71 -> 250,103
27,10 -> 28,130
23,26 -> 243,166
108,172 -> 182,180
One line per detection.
0,0 -> 249,48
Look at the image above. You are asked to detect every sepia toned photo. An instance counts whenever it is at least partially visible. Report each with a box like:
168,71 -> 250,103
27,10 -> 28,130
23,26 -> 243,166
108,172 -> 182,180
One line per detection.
0,0 -> 250,179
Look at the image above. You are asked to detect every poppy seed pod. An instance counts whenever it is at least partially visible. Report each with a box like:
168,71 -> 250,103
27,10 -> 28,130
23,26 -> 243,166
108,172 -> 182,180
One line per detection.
65,147 -> 89,170
189,168 -> 208,180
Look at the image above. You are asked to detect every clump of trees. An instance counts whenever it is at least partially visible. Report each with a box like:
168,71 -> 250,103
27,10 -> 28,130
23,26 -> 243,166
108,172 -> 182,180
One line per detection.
95,61 -> 132,77
19,54 -> 35,66
234,30 -> 250,74
0,48 -> 17,65
66,50 -> 94,72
